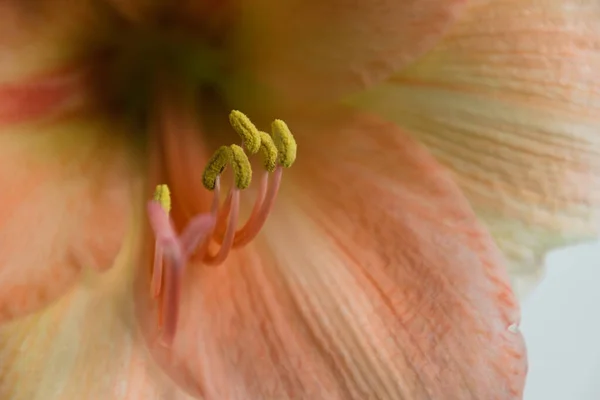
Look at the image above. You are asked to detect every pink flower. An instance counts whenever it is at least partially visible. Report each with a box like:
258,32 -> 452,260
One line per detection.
0,0 -> 597,398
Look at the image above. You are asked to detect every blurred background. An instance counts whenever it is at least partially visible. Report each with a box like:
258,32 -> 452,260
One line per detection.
521,240 -> 600,400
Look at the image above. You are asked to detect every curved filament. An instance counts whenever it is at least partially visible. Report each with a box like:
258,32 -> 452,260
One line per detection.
157,213 -> 214,346
179,214 -> 217,258
233,166 -> 283,247
147,201 -> 177,298
213,171 -> 269,244
203,189 -> 240,266
184,178 -> 221,259
212,188 -> 234,239
151,244 -> 164,298
211,178 -> 221,215
160,247 -> 184,346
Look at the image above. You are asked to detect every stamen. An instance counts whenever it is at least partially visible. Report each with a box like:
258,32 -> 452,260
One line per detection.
212,185 -> 234,240
147,194 -> 175,298
258,131 -> 279,173
179,214 -> 217,259
185,178 -> 222,262
271,119 -> 297,168
202,145 -> 252,191
153,184 -> 172,212
211,131 -> 274,243
150,184 -> 172,297
160,213 -> 214,347
147,184 -> 215,345
203,189 -> 240,266
160,246 -> 183,346
228,144 -> 253,190
211,177 -> 221,214
233,166 -> 283,247
152,243 -> 164,298
147,198 -> 184,335
147,111 -> 297,347
211,120 -> 296,247
230,121 -> 296,245
199,144 -> 251,263
229,110 -> 261,154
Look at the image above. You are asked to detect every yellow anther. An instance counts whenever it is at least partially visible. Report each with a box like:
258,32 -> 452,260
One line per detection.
271,119 -> 297,168
203,146 -> 229,191
258,131 -> 278,173
153,184 -> 171,213
229,110 -> 261,154
229,144 -> 252,189
202,144 -> 252,191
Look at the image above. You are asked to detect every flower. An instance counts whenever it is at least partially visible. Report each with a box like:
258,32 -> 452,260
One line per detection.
0,0 -> 597,398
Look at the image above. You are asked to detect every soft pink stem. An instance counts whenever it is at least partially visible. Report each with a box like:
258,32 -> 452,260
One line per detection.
203,189 -> 240,266
233,166 -> 282,247
151,244 -> 164,298
159,245 -> 184,347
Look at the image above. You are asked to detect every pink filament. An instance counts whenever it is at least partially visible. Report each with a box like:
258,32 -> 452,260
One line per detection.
147,201 -> 177,298
211,167 -> 282,248
203,189 -> 240,266
147,162 -> 283,346
151,245 -> 164,298
146,201 -> 215,346
212,171 -> 268,243
211,185 -> 234,241
179,214 -> 217,257
147,201 -> 178,240
160,248 -> 182,346
233,166 -> 283,247
211,178 -> 222,215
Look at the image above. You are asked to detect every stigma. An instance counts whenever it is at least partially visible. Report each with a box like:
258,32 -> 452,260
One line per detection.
146,110 -> 297,346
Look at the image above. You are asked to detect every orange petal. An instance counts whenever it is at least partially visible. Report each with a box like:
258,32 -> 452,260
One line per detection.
235,0 -> 469,105
0,113 -> 136,325
354,0 -> 600,298
0,239 -> 189,400
135,109 -> 526,399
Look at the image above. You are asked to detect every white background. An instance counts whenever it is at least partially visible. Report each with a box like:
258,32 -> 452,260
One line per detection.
521,240 -> 600,399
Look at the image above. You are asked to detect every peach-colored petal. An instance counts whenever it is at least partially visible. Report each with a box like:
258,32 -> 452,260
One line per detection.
0,113 -> 136,324
0,235 -> 195,400
135,108 -> 526,399
234,0 -> 469,105
354,0 -> 600,297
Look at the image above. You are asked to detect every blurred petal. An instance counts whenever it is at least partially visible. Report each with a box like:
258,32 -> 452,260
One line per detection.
0,67 -> 96,125
237,0 -> 469,104
354,0 -> 600,297
0,0 -> 112,83
135,109 -> 526,399
0,110 -> 137,324
0,236 -> 193,400
105,0 -> 229,28
0,0 -> 137,323
104,0 -> 163,23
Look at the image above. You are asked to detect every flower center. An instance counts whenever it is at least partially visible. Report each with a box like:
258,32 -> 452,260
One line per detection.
146,110 -> 297,346
106,27 -> 226,119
